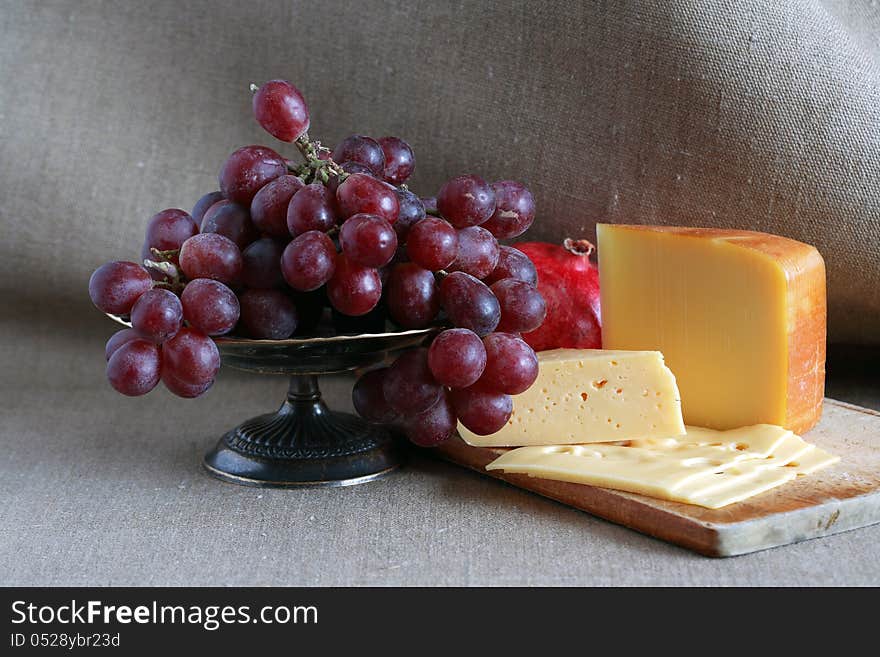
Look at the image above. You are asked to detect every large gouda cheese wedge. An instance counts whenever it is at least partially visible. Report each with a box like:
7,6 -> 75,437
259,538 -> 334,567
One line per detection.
458,348 -> 685,447
597,224 -> 826,434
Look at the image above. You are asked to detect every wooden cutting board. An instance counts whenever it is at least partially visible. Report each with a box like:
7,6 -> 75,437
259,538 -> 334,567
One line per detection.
430,398 -> 880,557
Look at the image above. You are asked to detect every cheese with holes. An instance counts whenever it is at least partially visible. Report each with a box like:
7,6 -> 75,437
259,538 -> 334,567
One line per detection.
597,224 -> 826,434
485,424 -> 839,508
457,348 -> 685,447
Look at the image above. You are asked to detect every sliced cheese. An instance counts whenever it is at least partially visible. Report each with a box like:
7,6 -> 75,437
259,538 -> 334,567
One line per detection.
458,349 -> 685,447
485,424 -> 839,509
597,224 -> 826,434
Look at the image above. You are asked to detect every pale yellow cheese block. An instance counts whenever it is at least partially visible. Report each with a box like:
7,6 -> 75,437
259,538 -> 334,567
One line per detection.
458,349 -> 685,447
485,425 -> 839,509
597,224 -> 826,435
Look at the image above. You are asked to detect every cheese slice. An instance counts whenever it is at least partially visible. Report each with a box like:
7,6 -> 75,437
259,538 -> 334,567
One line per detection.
597,224 -> 826,434
485,425 -> 839,509
458,349 -> 685,447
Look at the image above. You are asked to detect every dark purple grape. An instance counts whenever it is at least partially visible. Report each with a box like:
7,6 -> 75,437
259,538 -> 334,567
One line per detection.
201,200 -> 257,250
352,368 -> 399,424
335,173 -> 399,223
106,339 -> 162,396
252,79 -> 310,142
448,226 -> 499,279
407,217 -> 459,272
237,289 -> 298,339
192,191 -> 224,225
326,254 -> 382,316
377,136 -> 415,184
286,183 -> 337,236
484,246 -> 538,286
383,348 -> 442,415
332,135 -> 385,176
421,196 -> 437,213
392,188 -> 426,241
88,261 -> 153,315
427,328 -> 486,389
339,214 -> 398,268
404,392 -> 456,447
385,263 -> 439,329
480,181 -> 536,239
491,279 -> 547,334
162,327 -> 220,385
449,387 -> 513,435
250,175 -> 304,237
144,209 -> 198,261
478,333 -> 538,395
130,288 -> 183,343
105,328 -> 140,361
219,145 -> 286,205
437,175 -> 496,227
181,279 -> 240,336
163,372 -> 213,399
178,233 -> 243,284
241,238 -> 285,289
439,272 -> 500,337
281,230 -> 337,292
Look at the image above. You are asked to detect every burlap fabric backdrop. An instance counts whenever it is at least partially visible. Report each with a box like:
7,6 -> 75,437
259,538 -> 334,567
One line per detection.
0,0 -> 877,343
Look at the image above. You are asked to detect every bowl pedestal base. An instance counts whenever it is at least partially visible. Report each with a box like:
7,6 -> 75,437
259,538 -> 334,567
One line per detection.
203,375 -> 403,488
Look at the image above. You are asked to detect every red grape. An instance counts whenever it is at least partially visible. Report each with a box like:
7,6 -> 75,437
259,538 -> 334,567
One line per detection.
404,392 -> 456,447
326,254 -> 382,316
484,245 -> 538,286
449,386 -> 513,435
439,272 -> 500,336
406,217 -> 458,271
335,173 -> 399,223
192,191 -> 224,224
178,233 -> 243,284
250,175 -> 304,237
287,183 -> 337,236
252,79 -> 310,142
352,368 -> 399,424
448,226 -> 499,279
181,279 -> 240,336
88,261 -> 153,315
107,339 -> 162,396
241,237 -> 285,289
478,333 -> 538,394
339,214 -> 398,268
377,136 -> 415,184
219,145 -> 286,205
200,199 -> 257,249
163,372 -> 213,398
332,135 -> 385,176
427,328 -> 486,388
281,231 -> 337,292
130,288 -> 183,343
382,348 -> 441,414
480,181 -> 536,239
392,188 -> 425,240
491,279 -> 547,333
327,161 -> 376,197
437,175 -> 496,227
105,328 -> 140,361
162,327 -> 220,385
385,263 -> 439,328
237,289 -> 298,339
144,209 -> 198,260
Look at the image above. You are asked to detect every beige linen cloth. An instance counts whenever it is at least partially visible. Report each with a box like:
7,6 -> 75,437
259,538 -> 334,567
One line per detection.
0,0 -> 877,341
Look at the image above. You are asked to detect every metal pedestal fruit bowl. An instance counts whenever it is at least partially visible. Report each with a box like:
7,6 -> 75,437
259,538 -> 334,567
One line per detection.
110,314 -> 434,488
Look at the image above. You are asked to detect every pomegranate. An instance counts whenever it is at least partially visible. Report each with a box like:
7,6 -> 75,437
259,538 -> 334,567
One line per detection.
514,239 -> 601,351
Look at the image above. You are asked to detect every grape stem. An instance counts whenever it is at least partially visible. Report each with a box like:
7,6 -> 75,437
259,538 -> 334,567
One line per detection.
143,254 -> 186,292
425,207 -> 442,218
292,133 -> 346,185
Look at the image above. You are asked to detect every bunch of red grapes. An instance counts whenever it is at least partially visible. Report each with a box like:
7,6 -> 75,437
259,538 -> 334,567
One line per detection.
88,79 -> 546,446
